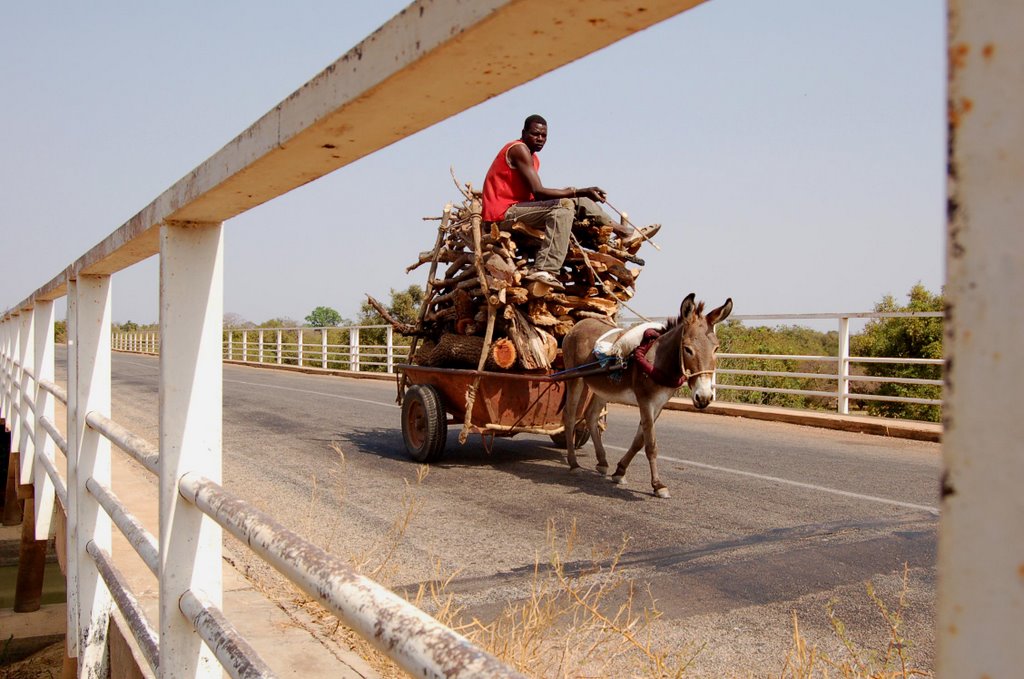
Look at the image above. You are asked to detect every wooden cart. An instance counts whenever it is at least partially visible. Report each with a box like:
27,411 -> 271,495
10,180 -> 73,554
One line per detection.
398,365 -> 592,462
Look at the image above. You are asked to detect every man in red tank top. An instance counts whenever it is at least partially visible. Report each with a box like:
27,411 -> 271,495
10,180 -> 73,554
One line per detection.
482,115 -> 659,289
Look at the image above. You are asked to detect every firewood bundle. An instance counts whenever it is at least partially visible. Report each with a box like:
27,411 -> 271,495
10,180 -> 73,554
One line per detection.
369,187 -> 654,373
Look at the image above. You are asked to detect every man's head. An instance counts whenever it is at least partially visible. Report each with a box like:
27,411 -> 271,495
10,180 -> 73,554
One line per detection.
521,114 -> 548,153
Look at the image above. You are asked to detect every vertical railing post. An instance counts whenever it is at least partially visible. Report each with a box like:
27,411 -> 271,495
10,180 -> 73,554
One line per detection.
276,329 -> 282,364
297,329 -> 304,367
8,314 -> 22,474
32,300 -> 56,539
64,278 -> 80,658
1,321 -> 8,421
350,327 -> 360,372
321,328 -> 328,369
386,326 -> 394,373
159,221 -> 224,678
940,2 -> 1024,675
242,331 -> 248,363
17,309 -> 35,486
258,330 -> 264,364
227,332 -> 233,361
74,274 -> 113,674
837,316 -> 850,415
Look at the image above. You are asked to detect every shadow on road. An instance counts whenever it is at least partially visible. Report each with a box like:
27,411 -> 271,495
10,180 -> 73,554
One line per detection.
331,426 -> 653,500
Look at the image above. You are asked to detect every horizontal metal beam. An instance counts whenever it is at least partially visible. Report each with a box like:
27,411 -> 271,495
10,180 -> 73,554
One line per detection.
5,0 -> 703,318
178,472 -> 526,679
179,589 -> 277,679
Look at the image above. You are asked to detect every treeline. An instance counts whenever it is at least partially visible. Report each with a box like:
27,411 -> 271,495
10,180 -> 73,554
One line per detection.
713,284 -> 943,422
106,284 -> 943,422
215,286 -> 423,373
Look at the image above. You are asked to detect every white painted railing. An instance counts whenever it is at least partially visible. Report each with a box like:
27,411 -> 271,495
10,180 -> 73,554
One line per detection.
3,1 -> 1020,676
2,245 -> 522,679
718,311 -> 943,416
127,312 -> 948,422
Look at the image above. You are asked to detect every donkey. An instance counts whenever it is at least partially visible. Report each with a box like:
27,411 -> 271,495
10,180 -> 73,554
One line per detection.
561,293 -> 733,498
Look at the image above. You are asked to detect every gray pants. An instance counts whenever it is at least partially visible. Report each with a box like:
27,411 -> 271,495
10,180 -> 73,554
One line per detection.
502,197 -> 617,274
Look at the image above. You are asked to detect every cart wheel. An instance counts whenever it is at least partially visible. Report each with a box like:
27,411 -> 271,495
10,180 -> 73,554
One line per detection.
402,385 -> 447,463
549,425 -> 591,450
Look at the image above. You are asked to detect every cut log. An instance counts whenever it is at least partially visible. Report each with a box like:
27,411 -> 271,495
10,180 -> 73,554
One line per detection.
528,301 -> 558,327
507,308 -> 552,370
490,338 -> 517,369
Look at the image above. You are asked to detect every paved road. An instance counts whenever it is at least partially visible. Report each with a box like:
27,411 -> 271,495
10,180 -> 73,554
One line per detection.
84,351 -> 941,676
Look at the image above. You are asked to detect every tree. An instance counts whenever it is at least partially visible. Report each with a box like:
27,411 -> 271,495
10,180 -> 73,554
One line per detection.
356,286 -> 424,372
258,317 -> 299,329
851,283 -> 943,422
224,312 -> 253,328
358,285 -> 423,327
715,321 -> 839,410
305,306 -> 343,328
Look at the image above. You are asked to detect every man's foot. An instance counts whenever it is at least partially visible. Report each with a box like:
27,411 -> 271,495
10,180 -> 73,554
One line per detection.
618,223 -> 661,249
524,269 -> 564,290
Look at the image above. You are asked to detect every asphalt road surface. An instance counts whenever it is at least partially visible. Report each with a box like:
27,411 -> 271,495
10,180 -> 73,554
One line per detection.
71,350 -> 942,676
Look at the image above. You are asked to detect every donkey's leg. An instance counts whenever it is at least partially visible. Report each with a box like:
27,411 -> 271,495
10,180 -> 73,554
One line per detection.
610,423 -> 646,485
564,378 -> 584,472
640,405 -> 670,498
585,398 -> 609,474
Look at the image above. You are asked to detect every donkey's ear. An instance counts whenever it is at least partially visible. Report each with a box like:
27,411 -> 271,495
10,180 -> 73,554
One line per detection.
706,298 -> 733,326
680,293 -> 697,322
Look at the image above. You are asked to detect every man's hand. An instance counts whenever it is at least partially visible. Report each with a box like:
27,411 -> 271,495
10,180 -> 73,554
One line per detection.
575,186 -> 607,202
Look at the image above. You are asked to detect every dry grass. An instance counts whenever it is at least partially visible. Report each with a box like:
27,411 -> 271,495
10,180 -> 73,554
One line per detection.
780,565 -> 932,679
265,442 -> 932,678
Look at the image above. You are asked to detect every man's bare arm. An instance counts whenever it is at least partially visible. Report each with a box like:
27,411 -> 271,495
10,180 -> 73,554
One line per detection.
508,143 -> 606,202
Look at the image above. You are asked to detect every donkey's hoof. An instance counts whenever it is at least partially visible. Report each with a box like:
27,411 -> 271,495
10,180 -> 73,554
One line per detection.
654,487 -> 671,499
568,464 -> 583,474
610,475 -> 626,485
595,465 -> 609,476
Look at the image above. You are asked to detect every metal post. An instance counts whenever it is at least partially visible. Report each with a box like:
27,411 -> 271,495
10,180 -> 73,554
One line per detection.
8,314 -> 22,470
258,330 -> 264,364
297,329 -> 304,367
350,327 -> 360,372
837,316 -> 850,415
32,300 -> 56,539
939,2 -> 1024,675
65,278 -> 80,657
74,274 -> 113,674
386,326 -> 394,373
18,309 -> 35,486
227,332 -> 233,361
1,321 -> 8,421
321,328 -> 328,369
276,329 -> 282,365
242,331 -> 248,362
159,221 -> 223,678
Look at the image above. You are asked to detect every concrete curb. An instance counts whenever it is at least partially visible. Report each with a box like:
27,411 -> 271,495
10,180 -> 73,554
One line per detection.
663,399 -> 941,443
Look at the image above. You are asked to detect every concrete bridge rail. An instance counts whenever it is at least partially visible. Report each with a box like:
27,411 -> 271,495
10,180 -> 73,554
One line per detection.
1,0 -> 1022,677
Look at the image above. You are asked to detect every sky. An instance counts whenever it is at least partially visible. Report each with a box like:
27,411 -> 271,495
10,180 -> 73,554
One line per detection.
0,0 -> 946,326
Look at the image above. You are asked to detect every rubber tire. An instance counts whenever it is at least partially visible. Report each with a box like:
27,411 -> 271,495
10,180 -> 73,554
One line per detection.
549,426 -> 591,450
402,385 -> 447,463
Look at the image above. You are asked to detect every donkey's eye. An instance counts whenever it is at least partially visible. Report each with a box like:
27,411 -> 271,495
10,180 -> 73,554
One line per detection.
684,346 -> 695,357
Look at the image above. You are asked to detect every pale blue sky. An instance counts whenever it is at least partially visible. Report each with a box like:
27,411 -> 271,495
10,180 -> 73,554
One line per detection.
1,0 -> 946,325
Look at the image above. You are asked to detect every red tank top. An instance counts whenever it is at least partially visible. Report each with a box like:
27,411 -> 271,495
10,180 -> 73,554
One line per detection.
482,140 -> 540,222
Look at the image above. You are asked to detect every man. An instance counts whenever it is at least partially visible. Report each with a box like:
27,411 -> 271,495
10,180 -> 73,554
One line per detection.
482,114 -> 659,290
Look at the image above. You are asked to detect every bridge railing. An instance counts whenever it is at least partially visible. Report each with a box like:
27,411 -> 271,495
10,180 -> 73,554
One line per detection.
2,266 -> 522,679
117,310 -> 944,421
718,311 -> 943,416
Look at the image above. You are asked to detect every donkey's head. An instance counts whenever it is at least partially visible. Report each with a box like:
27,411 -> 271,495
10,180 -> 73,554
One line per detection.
675,292 -> 733,409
